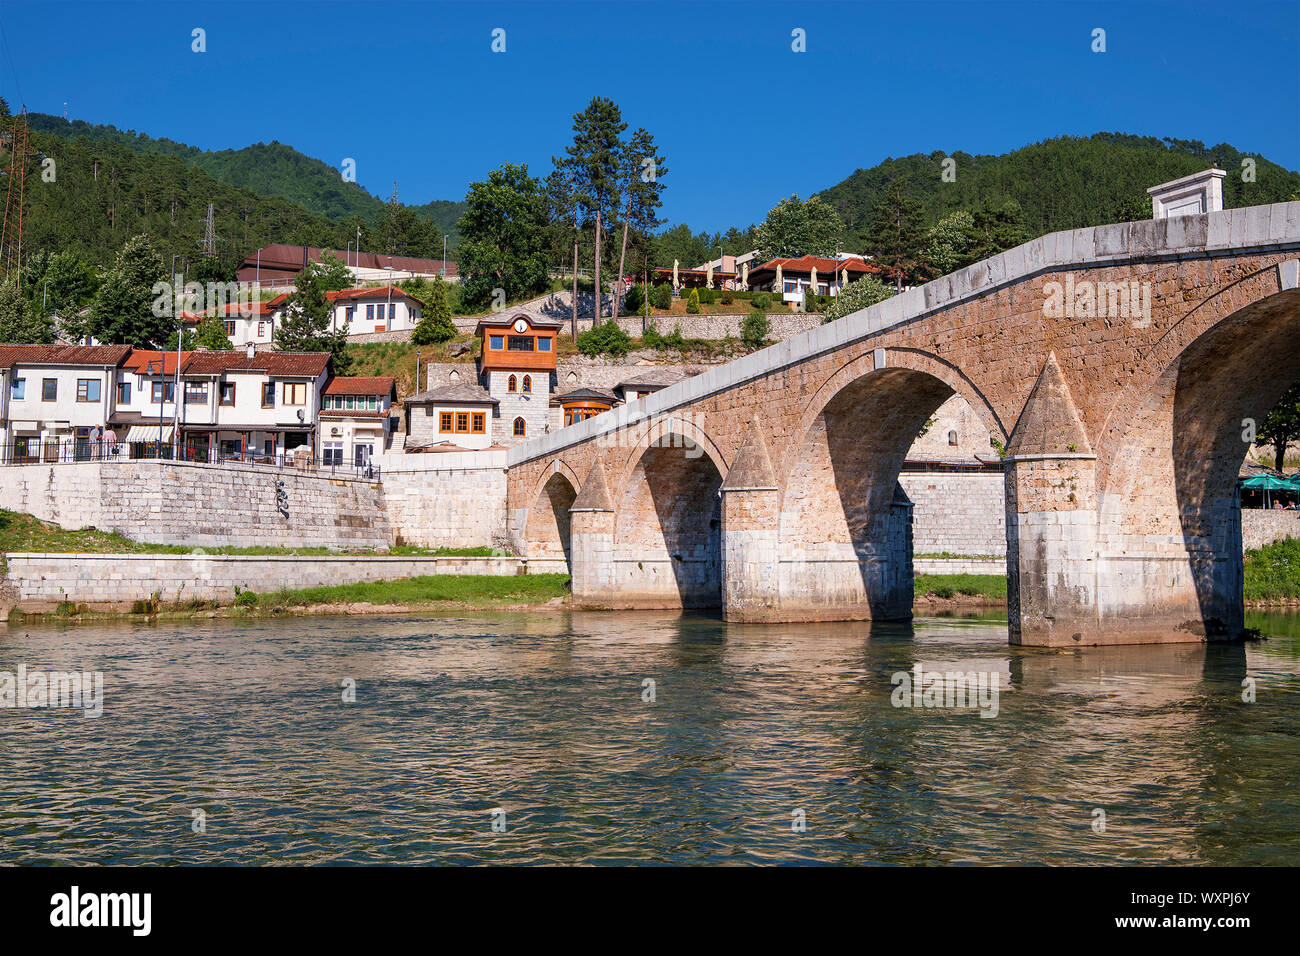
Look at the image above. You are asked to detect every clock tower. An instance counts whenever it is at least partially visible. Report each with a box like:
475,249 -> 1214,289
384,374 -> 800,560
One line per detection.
475,313 -> 564,446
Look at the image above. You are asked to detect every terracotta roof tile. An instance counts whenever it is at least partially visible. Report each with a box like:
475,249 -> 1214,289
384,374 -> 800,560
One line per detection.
0,344 -> 133,369
181,351 -> 330,377
324,376 -> 396,396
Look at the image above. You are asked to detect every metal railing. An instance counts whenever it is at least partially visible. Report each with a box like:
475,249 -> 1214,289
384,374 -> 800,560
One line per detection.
0,439 -> 381,480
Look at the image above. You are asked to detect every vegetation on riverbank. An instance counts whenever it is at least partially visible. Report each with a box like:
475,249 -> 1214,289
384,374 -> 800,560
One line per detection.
7,573 -> 573,626
0,509 -> 504,558
914,573 -> 1006,602
1244,538 -> 1300,602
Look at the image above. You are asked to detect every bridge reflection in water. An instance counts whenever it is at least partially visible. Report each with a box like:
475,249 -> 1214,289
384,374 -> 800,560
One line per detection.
0,610 -> 1293,865
509,202 -> 1300,647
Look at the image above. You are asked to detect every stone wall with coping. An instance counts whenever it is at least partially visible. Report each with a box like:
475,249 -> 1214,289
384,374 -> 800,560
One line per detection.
0,460 -> 390,550
897,471 -> 1007,557
1241,509 -> 1300,551
2,552 -> 568,605
380,463 -> 509,549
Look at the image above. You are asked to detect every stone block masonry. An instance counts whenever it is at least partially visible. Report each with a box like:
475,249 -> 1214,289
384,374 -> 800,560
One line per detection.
898,472 -> 1006,557
0,460 -> 390,550
3,553 -> 568,606
381,463 -> 509,550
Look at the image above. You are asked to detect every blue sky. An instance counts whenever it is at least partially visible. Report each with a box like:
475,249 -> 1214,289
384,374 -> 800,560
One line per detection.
2,0 -> 1297,232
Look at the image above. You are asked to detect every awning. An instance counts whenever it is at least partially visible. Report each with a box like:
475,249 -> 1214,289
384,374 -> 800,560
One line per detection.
124,425 -> 174,442
10,421 -> 37,431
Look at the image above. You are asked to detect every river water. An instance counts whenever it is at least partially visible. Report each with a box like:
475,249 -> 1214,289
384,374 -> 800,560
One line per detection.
1,609 -> 1297,865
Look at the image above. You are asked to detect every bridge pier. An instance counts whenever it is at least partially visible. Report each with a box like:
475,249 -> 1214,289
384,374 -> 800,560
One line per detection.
720,423 -> 781,621
568,463 -> 616,606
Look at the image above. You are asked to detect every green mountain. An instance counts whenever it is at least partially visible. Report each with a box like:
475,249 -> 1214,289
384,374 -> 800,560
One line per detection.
25,113 -> 465,241
9,126 -> 354,271
816,133 -> 1300,250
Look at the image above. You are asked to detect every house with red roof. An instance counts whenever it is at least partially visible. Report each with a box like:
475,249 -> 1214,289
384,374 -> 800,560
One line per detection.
745,255 -> 880,308
319,376 -> 398,467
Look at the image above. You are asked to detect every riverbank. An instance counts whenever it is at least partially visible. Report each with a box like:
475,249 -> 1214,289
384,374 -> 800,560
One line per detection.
5,572 -> 1012,625
5,573 -> 574,625
1244,537 -> 1300,604
0,509 -> 496,558
914,573 -> 1007,607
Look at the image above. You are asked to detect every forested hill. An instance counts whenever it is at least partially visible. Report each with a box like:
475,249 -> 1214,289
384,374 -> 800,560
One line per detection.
817,133 -> 1300,250
25,112 -> 465,241
14,126 -> 351,269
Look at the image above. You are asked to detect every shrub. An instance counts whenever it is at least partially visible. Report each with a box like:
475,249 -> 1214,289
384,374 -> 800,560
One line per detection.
821,275 -> 893,323
652,284 -> 672,310
750,291 -> 771,310
412,279 -> 456,344
721,290 -> 734,305
576,320 -> 632,357
741,309 -> 770,348
803,287 -> 817,314
697,288 -> 715,305
235,588 -> 258,608
623,283 -> 646,314
686,289 -> 700,314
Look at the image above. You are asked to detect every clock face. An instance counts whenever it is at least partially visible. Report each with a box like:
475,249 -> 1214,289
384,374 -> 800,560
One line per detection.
513,319 -> 528,333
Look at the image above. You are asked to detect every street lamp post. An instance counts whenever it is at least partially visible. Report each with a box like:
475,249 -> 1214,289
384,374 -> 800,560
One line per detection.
149,359 -> 164,457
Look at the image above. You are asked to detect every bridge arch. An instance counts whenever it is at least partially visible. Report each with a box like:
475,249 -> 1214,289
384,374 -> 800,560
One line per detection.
1092,283 -> 1300,637
611,418 -> 727,609
774,351 -> 1003,620
522,459 -> 583,567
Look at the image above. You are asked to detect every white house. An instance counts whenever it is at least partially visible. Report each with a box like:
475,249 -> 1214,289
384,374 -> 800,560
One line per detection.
326,287 -> 424,336
0,344 -> 133,461
175,346 -> 331,462
402,383 -> 499,452
319,376 -> 398,467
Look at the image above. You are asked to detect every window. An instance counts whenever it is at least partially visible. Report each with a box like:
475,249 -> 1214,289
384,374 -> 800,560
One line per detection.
366,304 -> 375,320
76,379 -> 101,403
513,417 -> 526,437
10,377 -> 24,400
151,380 -> 175,403
948,430 -> 958,446
440,411 -> 454,432
367,396 -> 377,410
522,375 -> 532,393
507,335 -> 535,352
323,442 -> 343,466
224,321 -> 236,337
220,383 -> 236,406
257,322 -> 267,338
389,303 -> 396,320
471,413 -> 485,434
346,395 -> 355,410
42,378 -> 57,401
116,382 -> 130,404
263,440 -> 275,456
354,443 -> 373,467
538,337 -> 552,352
507,375 -> 517,393
262,382 -> 276,407
346,307 -> 356,322
456,412 -> 469,432
184,382 -> 208,404
490,335 -> 504,350
283,382 -> 306,406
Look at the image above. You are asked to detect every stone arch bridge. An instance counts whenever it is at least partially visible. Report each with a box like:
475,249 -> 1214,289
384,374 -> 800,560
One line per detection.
506,202 -> 1300,646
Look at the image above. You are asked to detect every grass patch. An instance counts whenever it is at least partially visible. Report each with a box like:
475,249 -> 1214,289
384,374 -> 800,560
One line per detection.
0,509 -> 509,558
914,573 -> 1007,600
915,551 -> 1003,561
1244,537 -> 1300,601
250,573 -> 570,609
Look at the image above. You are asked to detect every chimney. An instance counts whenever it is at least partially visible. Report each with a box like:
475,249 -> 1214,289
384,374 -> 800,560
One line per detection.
246,341 -> 256,359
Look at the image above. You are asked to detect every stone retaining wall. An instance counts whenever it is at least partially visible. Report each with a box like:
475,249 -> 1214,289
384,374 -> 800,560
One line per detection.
381,464 -> 509,549
0,460 -> 390,550
2,553 -> 568,606
1241,509 -> 1300,550
898,471 -> 1007,557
